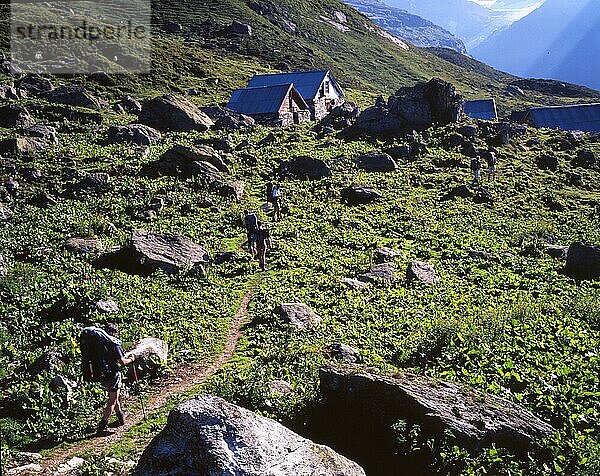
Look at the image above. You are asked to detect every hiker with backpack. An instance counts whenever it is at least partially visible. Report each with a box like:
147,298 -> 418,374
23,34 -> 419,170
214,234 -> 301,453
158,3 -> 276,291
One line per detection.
243,209 -> 259,254
80,323 -> 136,436
470,156 -> 482,187
271,183 -> 282,221
255,222 -> 272,271
486,152 -> 497,181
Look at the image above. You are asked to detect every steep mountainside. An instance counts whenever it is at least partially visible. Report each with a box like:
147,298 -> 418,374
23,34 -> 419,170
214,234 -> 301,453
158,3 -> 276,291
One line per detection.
381,0 -> 507,49
472,0 -> 600,91
343,0 -> 467,52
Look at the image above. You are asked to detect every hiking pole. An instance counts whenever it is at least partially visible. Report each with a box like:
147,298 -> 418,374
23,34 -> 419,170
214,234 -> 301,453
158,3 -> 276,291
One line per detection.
132,363 -> 147,420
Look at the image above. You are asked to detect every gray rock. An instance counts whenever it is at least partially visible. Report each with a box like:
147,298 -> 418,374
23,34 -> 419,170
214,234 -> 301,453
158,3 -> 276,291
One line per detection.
41,84 -> 102,110
268,380 -> 294,397
73,172 -> 110,194
114,96 -> 143,114
18,75 -> 53,96
320,365 -> 554,453
65,237 -> 103,254
126,337 -> 168,376
537,153 -> 559,171
358,262 -> 395,285
95,299 -> 120,314
139,94 -> 214,132
106,124 -> 161,146
573,149 -> 596,168
215,180 -> 244,200
129,230 -> 209,275
467,248 -> 491,260
7,463 -> 43,475
355,151 -> 397,172
20,124 -> 58,144
29,349 -> 65,375
406,261 -> 439,285
564,242 -> 600,279
135,395 -> 365,476
0,104 -> 34,128
0,204 -> 13,221
326,342 -> 359,363
227,20 -> 252,35
159,144 -> 229,173
341,277 -> 368,291
214,112 -> 255,130
278,156 -> 332,180
543,244 -> 569,259
458,124 -> 478,139
0,83 -> 19,100
50,374 -> 77,393
374,247 -> 402,263
341,184 -> 382,205
274,302 -> 322,328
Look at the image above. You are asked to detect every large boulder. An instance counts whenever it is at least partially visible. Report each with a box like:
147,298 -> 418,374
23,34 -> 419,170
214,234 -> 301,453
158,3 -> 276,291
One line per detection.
564,242 -> 600,279
136,395 -> 365,475
358,262 -> 395,285
355,152 -> 397,172
65,237 -> 103,254
97,230 -> 209,276
106,124 -> 161,146
0,137 -> 50,155
341,184 -> 382,205
126,337 -> 168,377
572,149 -> 597,168
113,96 -> 143,114
274,302 -> 322,328
41,85 -> 103,110
158,144 -> 229,173
319,365 -> 554,454
20,124 -> 58,144
349,78 -> 464,138
316,102 -> 361,132
0,104 -> 34,128
0,204 -> 13,221
537,153 -> 559,171
278,156 -> 332,180
139,94 -> 214,132
18,75 -> 53,96
214,112 -> 255,130
406,261 -> 439,285
0,83 -> 19,100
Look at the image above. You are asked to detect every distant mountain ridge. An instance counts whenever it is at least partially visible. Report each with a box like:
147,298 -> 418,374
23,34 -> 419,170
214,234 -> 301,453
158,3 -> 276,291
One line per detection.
344,0 -> 466,52
471,0 -> 600,91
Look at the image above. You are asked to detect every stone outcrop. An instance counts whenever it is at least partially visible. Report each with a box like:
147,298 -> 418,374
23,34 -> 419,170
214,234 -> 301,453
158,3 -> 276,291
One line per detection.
41,85 -> 103,110
135,395 -> 365,475
346,78 -> 464,138
274,302 -> 322,328
341,184 -> 382,205
106,124 -> 161,146
319,365 -> 554,453
278,156 -> 332,179
139,94 -> 214,132
355,152 -> 397,172
406,261 -> 439,285
96,230 -> 209,276
564,242 -> 600,279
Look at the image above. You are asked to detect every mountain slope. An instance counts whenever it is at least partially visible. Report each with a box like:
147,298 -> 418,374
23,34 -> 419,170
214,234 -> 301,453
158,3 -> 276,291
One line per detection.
472,0 -> 600,90
343,0 -> 467,52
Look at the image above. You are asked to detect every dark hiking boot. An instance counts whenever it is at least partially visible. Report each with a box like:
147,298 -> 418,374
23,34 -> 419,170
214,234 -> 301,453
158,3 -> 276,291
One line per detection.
116,411 -> 125,427
95,418 -> 113,436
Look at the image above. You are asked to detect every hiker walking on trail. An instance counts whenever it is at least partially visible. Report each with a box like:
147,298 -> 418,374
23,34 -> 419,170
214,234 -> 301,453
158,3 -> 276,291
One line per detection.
255,222 -> 272,271
486,152 -> 497,181
243,209 -> 259,255
266,182 -> 274,204
80,323 -> 136,436
271,183 -> 282,221
470,156 -> 482,186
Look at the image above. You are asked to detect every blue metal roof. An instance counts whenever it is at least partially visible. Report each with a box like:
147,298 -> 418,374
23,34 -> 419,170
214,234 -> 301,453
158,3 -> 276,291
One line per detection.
528,103 -> 600,133
464,99 -> 498,121
247,70 -> 333,101
226,83 -> 307,115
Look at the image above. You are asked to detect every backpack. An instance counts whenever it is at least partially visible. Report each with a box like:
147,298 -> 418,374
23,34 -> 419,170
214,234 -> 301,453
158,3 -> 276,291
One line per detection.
245,213 -> 258,231
470,158 -> 480,171
266,182 -> 273,203
80,326 -> 122,382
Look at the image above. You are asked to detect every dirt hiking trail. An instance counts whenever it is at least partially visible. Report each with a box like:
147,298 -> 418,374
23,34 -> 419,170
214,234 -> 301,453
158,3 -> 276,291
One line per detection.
40,275 -> 262,474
